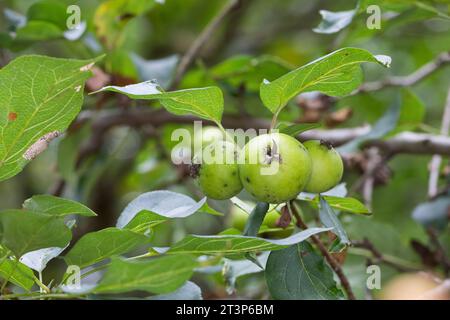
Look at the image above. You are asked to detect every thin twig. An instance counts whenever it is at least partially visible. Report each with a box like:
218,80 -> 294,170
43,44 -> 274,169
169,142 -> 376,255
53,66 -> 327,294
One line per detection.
288,201 -> 356,300
171,0 -> 241,89
428,87 -> 450,198
74,109 -> 450,158
352,238 -> 421,272
357,51 -> 450,93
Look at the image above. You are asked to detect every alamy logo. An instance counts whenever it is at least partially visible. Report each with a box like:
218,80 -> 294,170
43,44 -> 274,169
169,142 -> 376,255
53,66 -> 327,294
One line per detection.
64,265 -> 81,290
366,264 -> 381,290
66,5 -> 81,30
170,121 -> 281,175
366,5 -> 381,30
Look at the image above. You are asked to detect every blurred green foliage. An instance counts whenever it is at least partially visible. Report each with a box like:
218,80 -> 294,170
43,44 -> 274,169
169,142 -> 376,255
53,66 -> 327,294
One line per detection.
0,0 -> 449,299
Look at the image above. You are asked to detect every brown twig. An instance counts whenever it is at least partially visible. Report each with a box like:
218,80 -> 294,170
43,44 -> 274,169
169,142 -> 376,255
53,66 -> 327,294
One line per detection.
352,238 -> 420,272
289,201 -> 356,300
74,108 -> 450,157
428,87 -> 450,198
171,0 -> 242,89
357,51 -> 450,93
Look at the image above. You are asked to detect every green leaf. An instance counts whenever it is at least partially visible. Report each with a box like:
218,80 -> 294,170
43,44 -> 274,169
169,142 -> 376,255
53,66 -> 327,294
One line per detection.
116,191 -> 217,228
15,21 -> 62,41
94,255 -> 197,294
298,194 -> 371,215
0,246 -> 35,290
23,195 -> 97,217
93,82 -> 224,124
167,227 -> 331,256
319,196 -> 350,245
95,0 -> 161,49
9,0 -> 67,43
123,210 -> 167,234
199,202 -> 224,216
266,242 -> 344,300
0,209 -> 71,257
211,54 -> 293,91
278,122 -> 321,136
314,1 -> 449,38
26,0 -> 68,30
64,228 -> 149,268
313,6 -> 358,34
20,245 -> 67,273
259,47 -> 391,115
0,55 -> 99,181
320,196 -> 371,215
243,202 -> 270,237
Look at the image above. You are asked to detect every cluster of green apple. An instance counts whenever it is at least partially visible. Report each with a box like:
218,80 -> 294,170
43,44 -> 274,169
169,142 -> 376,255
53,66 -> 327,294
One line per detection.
190,126 -> 344,204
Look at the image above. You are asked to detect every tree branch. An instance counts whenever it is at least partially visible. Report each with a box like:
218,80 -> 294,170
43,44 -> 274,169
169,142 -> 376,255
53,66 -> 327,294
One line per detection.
289,201 -> 356,300
171,0 -> 242,89
75,108 -> 450,160
352,238 -> 420,272
357,51 -> 450,93
428,87 -> 450,198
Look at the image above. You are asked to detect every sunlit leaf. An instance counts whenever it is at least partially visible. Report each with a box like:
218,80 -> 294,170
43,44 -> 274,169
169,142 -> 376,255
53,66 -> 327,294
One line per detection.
167,227 -> 331,256
20,246 -> 67,273
313,6 -> 358,34
260,47 -> 391,115
0,246 -> 35,290
23,195 -> 97,217
298,193 -> 370,215
0,55 -> 99,181
93,82 -> 224,124
116,190 -> 218,229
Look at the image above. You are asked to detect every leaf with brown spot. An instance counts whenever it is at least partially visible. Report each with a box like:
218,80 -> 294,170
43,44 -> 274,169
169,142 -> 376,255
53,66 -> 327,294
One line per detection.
0,55 -> 101,181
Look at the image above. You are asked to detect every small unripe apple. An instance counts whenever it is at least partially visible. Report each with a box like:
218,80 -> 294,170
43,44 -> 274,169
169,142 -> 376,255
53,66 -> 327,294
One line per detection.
380,273 -> 449,300
238,133 -> 312,203
229,205 -> 293,238
192,141 -> 242,200
303,140 -> 343,193
194,126 -> 224,148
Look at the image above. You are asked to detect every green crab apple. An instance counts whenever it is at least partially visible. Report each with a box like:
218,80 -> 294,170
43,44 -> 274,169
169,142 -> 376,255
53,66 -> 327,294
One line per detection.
238,133 -> 312,204
303,140 -> 343,193
194,126 -> 224,148
229,205 -> 293,238
191,140 -> 242,200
